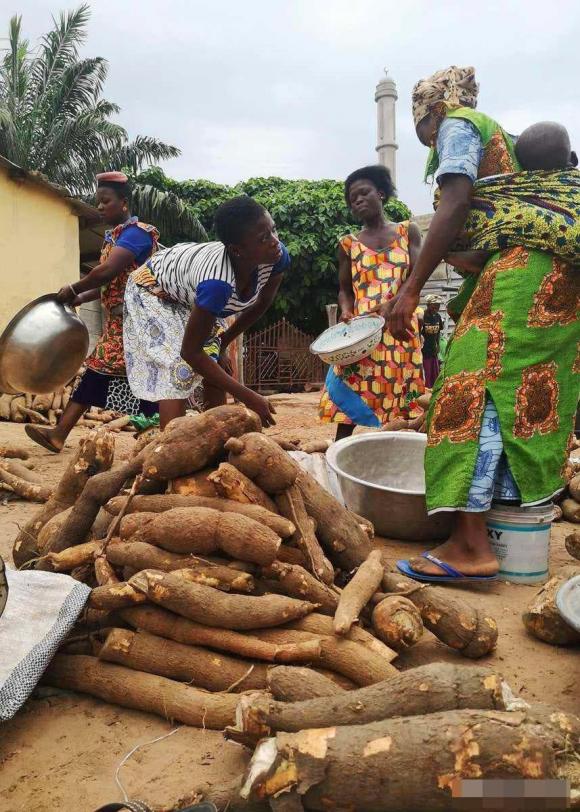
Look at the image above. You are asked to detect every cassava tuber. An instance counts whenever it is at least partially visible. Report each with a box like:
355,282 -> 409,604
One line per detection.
275,485 -> 334,584
266,665 -> 346,702
129,569 -> 317,630
120,605 -> 323,664
120,506 -> 281,565
561,498 -> 580,523
522,565 -> 580,646
295,470 -> 373,570
333,549 -> 384,635
167,468 -> 218,498
142,405 -> 261,481
288,612 -> 397,663
261,561 -> 339,614
381,571 -> 498,658
565,531 -> 580,561
225,432 -> 298,493
371,595 -> 424,650
249,627 -> 397,686
241,706 -> 580,809
42,655 -> 240,729
106,540 -> 255,592
209,462 -> 278,513
105,493 -> 295,538
12,430 -> 116,567
99,628 -> 268,692
236,663 -> 518,734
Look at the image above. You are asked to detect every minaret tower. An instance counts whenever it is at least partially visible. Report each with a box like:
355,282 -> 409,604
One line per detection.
375,69 -> 398,183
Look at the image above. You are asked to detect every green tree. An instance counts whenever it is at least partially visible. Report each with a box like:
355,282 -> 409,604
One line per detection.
135,169 -> 411,334
0,5 -> 205,242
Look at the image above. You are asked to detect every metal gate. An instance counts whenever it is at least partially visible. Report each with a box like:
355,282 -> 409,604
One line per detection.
244,318 -> 325,392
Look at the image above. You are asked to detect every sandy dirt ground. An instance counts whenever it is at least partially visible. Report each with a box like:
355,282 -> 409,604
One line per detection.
0,392 -> 579,811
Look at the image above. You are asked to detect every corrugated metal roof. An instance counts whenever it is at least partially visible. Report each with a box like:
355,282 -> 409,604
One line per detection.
0,154 -> 101,221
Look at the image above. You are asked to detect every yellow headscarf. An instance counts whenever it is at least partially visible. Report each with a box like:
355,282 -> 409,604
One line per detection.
412,66 -> 479,128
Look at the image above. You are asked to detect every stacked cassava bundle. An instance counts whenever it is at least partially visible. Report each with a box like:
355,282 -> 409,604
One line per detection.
0,442 -> 49,503
14,405 -> 575,808
0,369 -> 138,431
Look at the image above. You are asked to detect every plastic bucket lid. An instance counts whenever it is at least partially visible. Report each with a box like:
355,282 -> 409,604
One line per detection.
487,503 -> 555,525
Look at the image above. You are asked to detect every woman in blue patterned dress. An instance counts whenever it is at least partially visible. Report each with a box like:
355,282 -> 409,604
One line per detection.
124,196 -> 289,428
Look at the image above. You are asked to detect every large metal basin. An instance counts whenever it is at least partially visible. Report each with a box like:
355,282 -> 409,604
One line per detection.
326,432 -> 453,542
0,295 -> 89,394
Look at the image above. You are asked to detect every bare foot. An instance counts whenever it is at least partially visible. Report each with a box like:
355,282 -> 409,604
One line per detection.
25,424 -> 64,454
408,512 -> 499,577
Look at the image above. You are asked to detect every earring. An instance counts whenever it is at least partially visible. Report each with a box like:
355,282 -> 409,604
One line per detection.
123,206 -> 128,212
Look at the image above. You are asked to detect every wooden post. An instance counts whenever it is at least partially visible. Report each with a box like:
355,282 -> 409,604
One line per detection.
237,333 -> 244,385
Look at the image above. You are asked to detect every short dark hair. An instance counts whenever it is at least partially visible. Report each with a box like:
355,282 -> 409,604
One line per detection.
97,179 -> 132,204
344,165 -> 395,204
214,196 -> 266,244
515,122 -> 571,171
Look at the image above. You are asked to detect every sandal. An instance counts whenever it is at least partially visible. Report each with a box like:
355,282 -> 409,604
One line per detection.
25,424 -> 62,454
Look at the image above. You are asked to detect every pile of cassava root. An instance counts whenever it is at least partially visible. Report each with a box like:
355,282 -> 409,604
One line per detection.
0,369 -> 138,431
17,404 -> 576,809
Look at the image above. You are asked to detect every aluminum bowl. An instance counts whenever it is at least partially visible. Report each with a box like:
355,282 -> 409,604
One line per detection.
0,295 -> 89,395
326,432 -> 453,542
310,316 -> 384,366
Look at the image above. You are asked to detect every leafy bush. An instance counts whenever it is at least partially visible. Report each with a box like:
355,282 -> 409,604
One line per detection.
135,169 -> 411,334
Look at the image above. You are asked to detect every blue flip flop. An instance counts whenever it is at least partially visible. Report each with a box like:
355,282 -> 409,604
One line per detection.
396,552 -> 498,583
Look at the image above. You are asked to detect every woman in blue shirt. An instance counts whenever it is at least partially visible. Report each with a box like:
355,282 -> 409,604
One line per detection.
25,171 -> 159,453
124,196 -> 289,428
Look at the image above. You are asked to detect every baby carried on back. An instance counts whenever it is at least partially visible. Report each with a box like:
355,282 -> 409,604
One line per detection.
446,121 -> 580,279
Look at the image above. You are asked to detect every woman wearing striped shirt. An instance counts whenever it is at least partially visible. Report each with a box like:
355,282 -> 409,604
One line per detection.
123,196 -> 288,428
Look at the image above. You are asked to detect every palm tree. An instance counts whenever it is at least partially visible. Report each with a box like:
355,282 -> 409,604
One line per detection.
0,5 -> 206,241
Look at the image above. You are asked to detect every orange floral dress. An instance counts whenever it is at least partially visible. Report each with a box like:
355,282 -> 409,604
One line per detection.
319,223 -> 425,427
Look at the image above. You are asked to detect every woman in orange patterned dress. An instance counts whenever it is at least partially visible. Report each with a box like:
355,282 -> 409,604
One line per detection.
319,165 -> 425,441
25,172 -> 159,453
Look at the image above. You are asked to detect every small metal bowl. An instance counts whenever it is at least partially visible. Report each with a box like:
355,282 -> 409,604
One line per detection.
326,432 -> 453,542
0,295 -> 89,394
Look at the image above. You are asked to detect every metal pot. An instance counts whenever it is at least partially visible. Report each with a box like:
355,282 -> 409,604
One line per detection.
0,294 -> 89,394
326,432 -> 453,542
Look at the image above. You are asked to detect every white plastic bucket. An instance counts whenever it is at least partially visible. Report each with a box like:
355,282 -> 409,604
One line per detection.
486,503 -> 553,584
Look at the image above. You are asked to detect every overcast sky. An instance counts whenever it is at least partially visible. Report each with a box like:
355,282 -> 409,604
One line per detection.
7,0 -> 580,214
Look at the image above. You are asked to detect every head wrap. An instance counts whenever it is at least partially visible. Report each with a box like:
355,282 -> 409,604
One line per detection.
96,171 -> 129,188
412,66 -> 479,127
426,294 -> 443,305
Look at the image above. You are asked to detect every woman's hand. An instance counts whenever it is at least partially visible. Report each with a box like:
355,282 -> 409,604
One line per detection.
339,308 -> 355,323
55,285 -> 76,305
388,288 -> 420,341
242,390 -> 277,427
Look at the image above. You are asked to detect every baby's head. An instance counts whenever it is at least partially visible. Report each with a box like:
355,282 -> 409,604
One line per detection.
515,121 -> 576,170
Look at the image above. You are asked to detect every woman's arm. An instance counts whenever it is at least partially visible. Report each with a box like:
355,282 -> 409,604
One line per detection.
445,249 -> 489,274
388,175 -> 473,340
408,221 -> 422,273
71,289 -> 101,306
219,272 -> 284,351
337,244 -> 355,321
181,304 -> 276,427
56,246 -> 137,303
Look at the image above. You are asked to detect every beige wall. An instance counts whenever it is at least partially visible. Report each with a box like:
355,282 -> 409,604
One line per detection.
0,167 -> 79,331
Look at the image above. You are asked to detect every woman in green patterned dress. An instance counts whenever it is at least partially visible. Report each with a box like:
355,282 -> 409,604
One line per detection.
389,66 -> 580,583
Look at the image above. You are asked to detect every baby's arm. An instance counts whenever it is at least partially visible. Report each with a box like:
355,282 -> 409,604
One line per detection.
445,250 -> 490,274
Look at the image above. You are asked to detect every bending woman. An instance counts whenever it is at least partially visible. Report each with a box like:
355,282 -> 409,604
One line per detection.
26,171 -> 159,453
123,196 -> 288,428
389,65 -> 580,583
319,165 -> 425,440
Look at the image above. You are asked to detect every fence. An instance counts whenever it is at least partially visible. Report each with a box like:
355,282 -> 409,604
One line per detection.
243,318 -> 325,392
